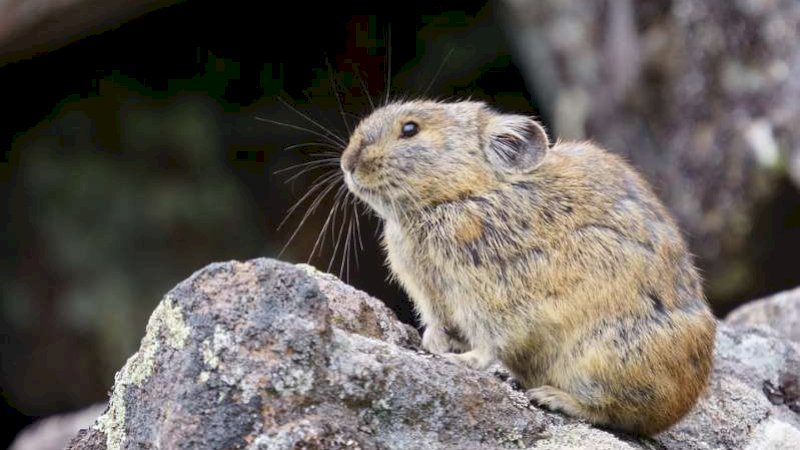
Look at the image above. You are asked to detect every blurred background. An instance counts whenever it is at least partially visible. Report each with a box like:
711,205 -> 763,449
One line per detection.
2,0 -> 800,446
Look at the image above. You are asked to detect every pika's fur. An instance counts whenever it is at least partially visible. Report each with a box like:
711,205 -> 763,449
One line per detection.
340,99 -> 716,435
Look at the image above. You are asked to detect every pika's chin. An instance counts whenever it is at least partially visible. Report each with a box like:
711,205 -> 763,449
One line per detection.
343,170 -> 392,220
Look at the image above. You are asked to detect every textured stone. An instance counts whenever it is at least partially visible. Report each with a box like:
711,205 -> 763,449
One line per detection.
727,286 -> 800,343
67,259 -> 800,449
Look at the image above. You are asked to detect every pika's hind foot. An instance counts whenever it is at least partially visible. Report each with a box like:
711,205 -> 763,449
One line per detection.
526,385 -> 593,420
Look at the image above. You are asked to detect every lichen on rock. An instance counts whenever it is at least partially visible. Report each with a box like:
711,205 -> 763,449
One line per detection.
93,293 -> 190,450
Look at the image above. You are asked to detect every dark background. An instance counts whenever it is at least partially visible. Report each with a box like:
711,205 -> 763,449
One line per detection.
3,0 -> 799,446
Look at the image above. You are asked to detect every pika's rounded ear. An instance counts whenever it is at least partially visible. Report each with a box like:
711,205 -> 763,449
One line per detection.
484,115 -> 550,174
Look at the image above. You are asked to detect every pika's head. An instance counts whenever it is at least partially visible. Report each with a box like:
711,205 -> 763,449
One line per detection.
341,99 -> 550,218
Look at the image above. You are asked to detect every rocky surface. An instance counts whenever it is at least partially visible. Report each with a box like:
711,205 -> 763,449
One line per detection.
66,258 -> 800,449
497,0 -> 800,303
726,286 -> 800,343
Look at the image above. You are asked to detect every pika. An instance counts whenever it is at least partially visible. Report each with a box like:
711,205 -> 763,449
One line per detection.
339,99 -> 716,435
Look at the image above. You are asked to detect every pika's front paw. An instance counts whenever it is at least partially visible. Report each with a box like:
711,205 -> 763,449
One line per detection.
443,349 -> 494,370
422,326 -> 454,354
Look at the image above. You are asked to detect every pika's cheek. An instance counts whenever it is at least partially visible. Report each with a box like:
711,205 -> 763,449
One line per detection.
390,143 -> 435,174
391,156 -> 415,174
354,156 -> 387,181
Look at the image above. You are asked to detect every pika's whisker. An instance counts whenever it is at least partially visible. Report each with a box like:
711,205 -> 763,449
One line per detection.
351,64 -> 375,111
324,184 -> 349,255
309,151 -> 344,158
422,47 -> 455,98
323,186 -> 350,272
351,195 -> 365,252
276,97 -> 347,146
309,183 -> 347,266
384,24 -> 392,106
277,173 -> 343,259
279,171 -> 342,230
283,163 -> 340,184
340,213 -> 355,282
274,158 -> 340,176
282,142 -> 341,152
256,117 -> 343,148
349,201 -> 359,275
349,198 -> 362,271
373,212 -> 382,239
326,57 -> 352,136
328,194 -> 354,278
302,173 -> 344,222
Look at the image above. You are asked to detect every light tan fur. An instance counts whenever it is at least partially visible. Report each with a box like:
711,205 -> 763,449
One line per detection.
340,99 -> 716,435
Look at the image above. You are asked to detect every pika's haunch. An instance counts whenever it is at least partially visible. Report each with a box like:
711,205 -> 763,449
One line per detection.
340,99 -> 716,435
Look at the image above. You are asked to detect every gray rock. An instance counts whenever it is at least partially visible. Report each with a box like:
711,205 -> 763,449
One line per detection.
726,286 -> 800,343
9,403 -> 106,450
67,258 -> 800,449
296,264 -> 420,349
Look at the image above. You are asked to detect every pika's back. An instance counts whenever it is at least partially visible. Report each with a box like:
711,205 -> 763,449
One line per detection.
420,138 -> 700,310
524,141 -> 683,256
520,141 -> 702,311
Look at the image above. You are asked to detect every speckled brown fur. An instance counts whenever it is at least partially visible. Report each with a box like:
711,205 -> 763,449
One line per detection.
340,99 -> 716,435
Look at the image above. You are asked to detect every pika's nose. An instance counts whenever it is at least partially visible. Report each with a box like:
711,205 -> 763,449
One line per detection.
342,141 -> 366,173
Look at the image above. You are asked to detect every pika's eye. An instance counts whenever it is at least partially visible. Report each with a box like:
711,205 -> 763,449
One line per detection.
401,121 -> 419,138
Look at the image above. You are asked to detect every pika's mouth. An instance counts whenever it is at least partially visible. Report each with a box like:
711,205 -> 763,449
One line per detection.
343,170 -> 376,197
